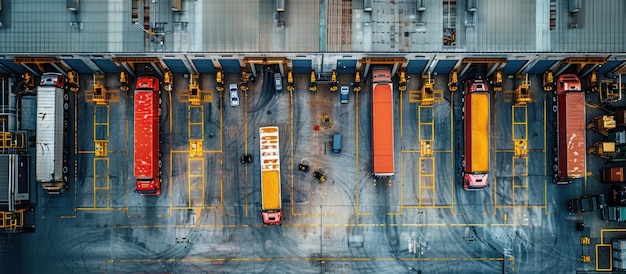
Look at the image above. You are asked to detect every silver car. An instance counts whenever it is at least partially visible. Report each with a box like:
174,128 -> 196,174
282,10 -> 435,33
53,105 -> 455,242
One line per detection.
229,84 -> 239,106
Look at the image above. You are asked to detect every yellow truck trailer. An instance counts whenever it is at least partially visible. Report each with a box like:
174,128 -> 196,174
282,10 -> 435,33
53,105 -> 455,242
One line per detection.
463,79 -> 490,190
259,126 -> 282,225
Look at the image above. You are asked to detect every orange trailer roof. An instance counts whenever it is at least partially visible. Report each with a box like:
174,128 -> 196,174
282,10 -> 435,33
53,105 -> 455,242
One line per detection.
372,84 -> 394,175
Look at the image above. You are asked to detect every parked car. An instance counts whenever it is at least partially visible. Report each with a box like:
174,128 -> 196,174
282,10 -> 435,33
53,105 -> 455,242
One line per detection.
340,86 -> 349,104
229,84 -> 239,106
331,133 -> 342,155
274,73 -> 283,94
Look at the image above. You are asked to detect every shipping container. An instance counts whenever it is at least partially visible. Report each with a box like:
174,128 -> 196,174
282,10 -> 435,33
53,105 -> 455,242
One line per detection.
371,66 -> 394,178
554,74 -> 585,184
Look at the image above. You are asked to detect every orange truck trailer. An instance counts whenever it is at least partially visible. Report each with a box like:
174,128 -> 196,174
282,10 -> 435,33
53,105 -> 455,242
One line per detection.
371,66 -> 394,177
260,126 -> 282,225
463,79 -> 490,190
133,76 -> 162,195
554,74 -> 585,184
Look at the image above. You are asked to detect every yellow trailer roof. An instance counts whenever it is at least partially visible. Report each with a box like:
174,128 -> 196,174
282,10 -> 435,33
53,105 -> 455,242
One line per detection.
468,93 -> 489,172
262,170 -> 281,210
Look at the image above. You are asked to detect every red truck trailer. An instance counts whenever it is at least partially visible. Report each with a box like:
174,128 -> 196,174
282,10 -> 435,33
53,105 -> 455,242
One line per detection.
371,66 -> 394,179
463,79 -> 490,190
134,76 -> 162,195
554,74 -> 585,184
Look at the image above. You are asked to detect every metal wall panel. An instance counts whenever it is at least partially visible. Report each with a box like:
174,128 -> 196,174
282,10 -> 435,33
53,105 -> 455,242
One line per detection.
527,60 -> 557,74
219,59 -> 241,74
432,60 -> 457,74
0,0 -> 624,53
336,60 -> 357,74
192,60 -> 216,74
405,60 -> 428,74
92,59 -> 118,74
163,59 -> 188,74
502,60 -> 528,75
64,59 -> 94,74
291,60 -> 312,74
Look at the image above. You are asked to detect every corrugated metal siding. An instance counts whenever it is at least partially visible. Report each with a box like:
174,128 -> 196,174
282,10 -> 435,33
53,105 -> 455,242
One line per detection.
0,0 -> 623,53
552,0 -> 626,52
0,155 -> 9,203
285,1 -> 319,52
469,0 -> 536,52
0,0 -> 140,53
201,0 -> 260,52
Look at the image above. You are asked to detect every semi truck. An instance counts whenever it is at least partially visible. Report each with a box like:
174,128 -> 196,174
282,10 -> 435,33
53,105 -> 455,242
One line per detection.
371,66 -> 394,179
462,79 -> 490,190
602,206 -> 626,222
133,76 -> 162,196
36,73 -> 69,194
260,126 -> 282,225
553,74 -> 585,184
567,195 -> 603,213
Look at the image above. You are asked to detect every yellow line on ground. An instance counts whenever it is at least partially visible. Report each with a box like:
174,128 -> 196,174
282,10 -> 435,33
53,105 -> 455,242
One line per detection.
219,90 -> 224,211
290,88 -> 295,218
355,89 -> 360,214
289,213 -> 340,218
171,206 -> 220,210
168,90 -> 174,217
402,205 -> 453,209
244,88 -> 249,216
107,257 -> 510,263
600,228 -> 626,243
495,205 -> 546,209
450,93 -> 455,213
75,207 -> 115,211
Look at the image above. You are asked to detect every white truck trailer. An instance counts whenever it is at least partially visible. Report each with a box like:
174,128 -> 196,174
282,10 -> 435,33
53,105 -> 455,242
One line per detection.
36,73 -> 69,194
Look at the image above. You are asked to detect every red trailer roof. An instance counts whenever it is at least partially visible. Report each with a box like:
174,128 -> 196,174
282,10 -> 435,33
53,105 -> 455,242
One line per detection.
372,83 -> 394,176
134,88 -> 159,179
557,91 -> 585,178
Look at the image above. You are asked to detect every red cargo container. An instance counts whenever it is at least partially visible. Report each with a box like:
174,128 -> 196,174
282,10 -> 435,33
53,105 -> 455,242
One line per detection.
554,74 -> 585,184
133,76 -> 162,195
